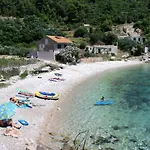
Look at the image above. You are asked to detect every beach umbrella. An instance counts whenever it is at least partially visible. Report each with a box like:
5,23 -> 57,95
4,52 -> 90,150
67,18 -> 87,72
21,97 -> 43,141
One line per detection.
0,102 -> 17,120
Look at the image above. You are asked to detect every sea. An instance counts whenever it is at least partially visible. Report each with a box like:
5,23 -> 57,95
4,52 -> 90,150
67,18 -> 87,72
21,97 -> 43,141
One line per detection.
43,63 -> 150,150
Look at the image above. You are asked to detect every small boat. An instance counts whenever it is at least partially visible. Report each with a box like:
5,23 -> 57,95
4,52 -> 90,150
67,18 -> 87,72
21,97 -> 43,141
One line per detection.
35,91 -> 59,100
95,100 -> 114,105
49,77 -> 65,82
18,119 -> 29,126
18,91 -> 35,97
15,94 -> 31,99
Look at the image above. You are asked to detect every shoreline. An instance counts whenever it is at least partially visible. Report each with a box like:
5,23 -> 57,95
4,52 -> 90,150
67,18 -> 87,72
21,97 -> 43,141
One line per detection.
0,60 -> 143,149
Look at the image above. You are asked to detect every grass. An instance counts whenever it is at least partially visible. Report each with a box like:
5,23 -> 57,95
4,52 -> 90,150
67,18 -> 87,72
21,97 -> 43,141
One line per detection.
64,31 -> 89,47
0,83 -> 10,88
19,70 -> 28,79
0,57 -> 37,68
0,68 -> 20,80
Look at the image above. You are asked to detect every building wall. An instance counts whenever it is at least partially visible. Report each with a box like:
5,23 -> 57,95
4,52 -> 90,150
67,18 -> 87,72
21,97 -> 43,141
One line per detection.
86,45 -> 118,55
130,36 -> 145,44
37,50 -> 54,61
37,37 -> 56,51
119,35 -> 145,44
37,36 -> 72,61
38,37 -> 72,52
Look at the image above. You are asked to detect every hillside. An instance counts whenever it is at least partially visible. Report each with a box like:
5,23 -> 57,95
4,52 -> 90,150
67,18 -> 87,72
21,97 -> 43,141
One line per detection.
1,0 -> 150,26
0,0 -> 150,58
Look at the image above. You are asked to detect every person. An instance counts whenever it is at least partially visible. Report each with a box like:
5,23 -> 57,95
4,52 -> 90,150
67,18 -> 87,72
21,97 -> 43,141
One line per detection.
10,97 -> 25,106
10,97 -> 18,104
0,119 -> 14,128
101,96 -> 105,101
0,119 -> 21,129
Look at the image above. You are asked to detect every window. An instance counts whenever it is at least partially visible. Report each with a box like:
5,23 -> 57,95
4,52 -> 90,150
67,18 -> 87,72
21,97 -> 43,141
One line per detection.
57,44 -> 61,49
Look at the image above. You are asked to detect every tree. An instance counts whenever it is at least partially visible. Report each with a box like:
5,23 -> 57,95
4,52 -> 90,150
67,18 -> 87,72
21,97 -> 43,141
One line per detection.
131,44 -> 144,56
89,33 -> 100,45
102,32 -> 118,45
118,38 -> 136,52
66,3 -> 78,23
56,46 -> 80,64
80,42 -> 86,49
74,27 -> 88,37
101,20 -> 112,32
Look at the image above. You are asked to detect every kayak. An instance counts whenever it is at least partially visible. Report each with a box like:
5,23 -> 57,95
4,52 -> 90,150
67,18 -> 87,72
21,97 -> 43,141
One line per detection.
18,119 -> 29,126
95,100 -> 114,105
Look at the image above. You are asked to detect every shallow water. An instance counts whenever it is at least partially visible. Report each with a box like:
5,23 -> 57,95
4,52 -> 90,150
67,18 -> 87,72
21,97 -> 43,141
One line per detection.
44,64 -> 150,149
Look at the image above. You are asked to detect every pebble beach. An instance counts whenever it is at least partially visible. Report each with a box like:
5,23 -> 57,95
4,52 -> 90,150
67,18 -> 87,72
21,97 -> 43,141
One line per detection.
0,60 -> 142,150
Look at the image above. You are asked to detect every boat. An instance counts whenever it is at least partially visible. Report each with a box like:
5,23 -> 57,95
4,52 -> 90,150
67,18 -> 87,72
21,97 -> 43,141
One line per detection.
35,91 -> 59,100
16,88 -> 34,97
18,91 -> 35,97
49,77 -> 65,82
15,94 -> 31,99
95,100 -> 114,105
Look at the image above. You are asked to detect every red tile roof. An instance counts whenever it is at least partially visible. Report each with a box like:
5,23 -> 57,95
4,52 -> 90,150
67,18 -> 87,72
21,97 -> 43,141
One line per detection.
47,35 -> 72,43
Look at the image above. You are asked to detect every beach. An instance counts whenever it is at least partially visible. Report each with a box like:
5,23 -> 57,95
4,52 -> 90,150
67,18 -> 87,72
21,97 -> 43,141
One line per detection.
0,60 -> 142,150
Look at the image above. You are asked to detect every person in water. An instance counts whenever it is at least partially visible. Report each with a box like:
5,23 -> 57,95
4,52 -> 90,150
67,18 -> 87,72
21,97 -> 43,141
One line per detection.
101,96 -> 105,101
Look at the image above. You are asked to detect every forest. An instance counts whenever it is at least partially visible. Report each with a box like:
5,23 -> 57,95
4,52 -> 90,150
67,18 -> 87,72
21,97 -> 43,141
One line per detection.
1,0 -> 150,56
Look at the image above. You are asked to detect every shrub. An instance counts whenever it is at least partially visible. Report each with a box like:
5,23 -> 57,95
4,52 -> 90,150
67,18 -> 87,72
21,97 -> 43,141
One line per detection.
56,46 -> 80,64
74,27 -> 88,37
118,38 -> 136,52
19,70 -> 28,79
80,42 -> 86,49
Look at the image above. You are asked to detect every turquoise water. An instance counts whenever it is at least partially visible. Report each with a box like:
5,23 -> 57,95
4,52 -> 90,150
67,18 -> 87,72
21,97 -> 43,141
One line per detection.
46,64 -> 150,149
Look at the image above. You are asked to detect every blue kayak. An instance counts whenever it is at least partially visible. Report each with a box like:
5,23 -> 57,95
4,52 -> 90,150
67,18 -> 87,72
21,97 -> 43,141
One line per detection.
18,119 -> 29,126
95,100 -> 114,105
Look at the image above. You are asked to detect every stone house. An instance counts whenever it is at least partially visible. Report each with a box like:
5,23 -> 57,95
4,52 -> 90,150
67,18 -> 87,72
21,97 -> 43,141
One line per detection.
37,35 -> 72,61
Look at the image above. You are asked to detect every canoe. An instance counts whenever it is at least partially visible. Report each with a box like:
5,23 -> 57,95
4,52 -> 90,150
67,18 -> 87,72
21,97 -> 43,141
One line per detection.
95,100 -> 114,105
35,91 -> 59,100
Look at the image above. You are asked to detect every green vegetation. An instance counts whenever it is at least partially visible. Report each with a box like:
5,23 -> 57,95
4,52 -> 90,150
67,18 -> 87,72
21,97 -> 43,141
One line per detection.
0,0 -> 150,57
19,70 -> 28,79
56,46 -> 80,64
0,57 -> 37,68
118,38 -> 144,56
0,83 -> 10,88
74,27 -> 88,38
0,68 -> 20,79
1,0 -> 150,26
